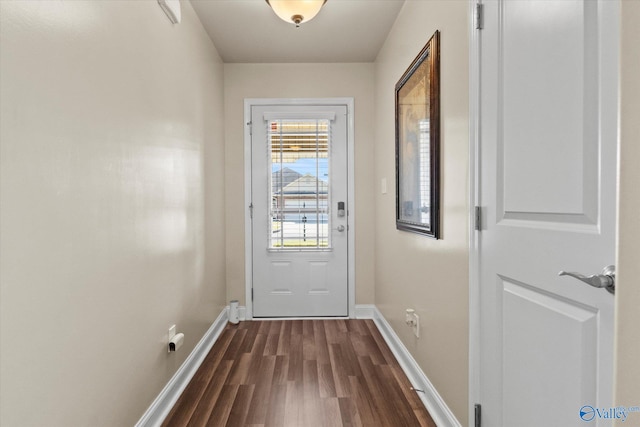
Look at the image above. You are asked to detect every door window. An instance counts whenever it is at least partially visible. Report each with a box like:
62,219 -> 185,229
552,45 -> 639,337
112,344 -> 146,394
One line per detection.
268,119 -> 330,249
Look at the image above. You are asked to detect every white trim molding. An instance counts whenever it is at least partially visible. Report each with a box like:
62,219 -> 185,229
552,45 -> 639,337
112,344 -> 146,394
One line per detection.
135,309 -> 229,427
372,307 -> 462,427
468,1 -> 481,426
353,304 -> 376,319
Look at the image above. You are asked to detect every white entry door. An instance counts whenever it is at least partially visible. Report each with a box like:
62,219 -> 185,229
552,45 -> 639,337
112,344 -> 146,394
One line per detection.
250,103 -> 349,317
476,1 -> 618,426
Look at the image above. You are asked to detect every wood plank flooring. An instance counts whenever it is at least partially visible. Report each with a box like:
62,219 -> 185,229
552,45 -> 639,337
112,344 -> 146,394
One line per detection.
162,319 -> 436,427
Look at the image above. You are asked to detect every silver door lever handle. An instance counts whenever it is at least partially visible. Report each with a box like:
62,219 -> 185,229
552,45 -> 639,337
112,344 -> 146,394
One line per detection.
558,265 -> 615,295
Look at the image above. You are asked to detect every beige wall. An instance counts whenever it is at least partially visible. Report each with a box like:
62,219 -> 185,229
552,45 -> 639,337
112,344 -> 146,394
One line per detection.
374,1 -> 469,423
0,1 -> 226,425
614,0 -> 640,422
224,63 -> 376,306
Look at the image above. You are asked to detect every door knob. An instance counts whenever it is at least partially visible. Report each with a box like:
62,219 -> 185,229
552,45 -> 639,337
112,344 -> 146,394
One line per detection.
558,265 -> 615,295
334,225 -> 345,232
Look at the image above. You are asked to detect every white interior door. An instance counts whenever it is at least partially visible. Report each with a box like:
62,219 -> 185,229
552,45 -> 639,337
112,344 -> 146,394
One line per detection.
476,1 -> 619,426
250,104 -> 349,317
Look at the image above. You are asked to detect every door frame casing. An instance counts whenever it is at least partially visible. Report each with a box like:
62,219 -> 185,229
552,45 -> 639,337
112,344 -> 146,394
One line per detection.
468,1 -> 480,426
243,98 -> 356,320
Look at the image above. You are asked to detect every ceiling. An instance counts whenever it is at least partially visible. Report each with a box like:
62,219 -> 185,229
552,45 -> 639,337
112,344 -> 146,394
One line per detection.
189,0 -> 405,63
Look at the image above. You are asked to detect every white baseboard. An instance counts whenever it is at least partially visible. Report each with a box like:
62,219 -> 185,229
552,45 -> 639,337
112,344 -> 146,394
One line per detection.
353,304 -> 375,319
371,306 -> 462,427
238,305 -> 247,321
136,304 -> 459,427
135,308 -> 229,427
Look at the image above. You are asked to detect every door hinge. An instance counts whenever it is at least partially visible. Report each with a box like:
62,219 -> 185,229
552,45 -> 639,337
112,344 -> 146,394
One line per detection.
474,206 -> 482,231
475,3 -> 483,30
475,404 -> 482,427
249,203 -> 253,219
247,121 -> 252,136
251,287 -> 254,302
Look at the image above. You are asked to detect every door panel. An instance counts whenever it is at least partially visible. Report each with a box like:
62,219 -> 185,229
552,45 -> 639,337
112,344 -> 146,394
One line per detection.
498,0 -> 599,224
501,277 -> 598,427
251,104 -> 348,317
307,261 -> 329,294
478,1 -> 618,425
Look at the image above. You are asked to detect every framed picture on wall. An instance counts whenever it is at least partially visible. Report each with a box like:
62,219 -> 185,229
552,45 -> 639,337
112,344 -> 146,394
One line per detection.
395,30 -> 440,238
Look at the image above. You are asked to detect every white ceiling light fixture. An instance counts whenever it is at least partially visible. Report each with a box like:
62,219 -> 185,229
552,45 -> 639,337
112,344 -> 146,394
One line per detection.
265,0 -> 327,28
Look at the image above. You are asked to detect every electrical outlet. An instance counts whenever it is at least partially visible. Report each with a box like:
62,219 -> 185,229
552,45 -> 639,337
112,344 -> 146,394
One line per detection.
412,313 -> 420,338
405,309 -> 420,338
405,308 -> 415,326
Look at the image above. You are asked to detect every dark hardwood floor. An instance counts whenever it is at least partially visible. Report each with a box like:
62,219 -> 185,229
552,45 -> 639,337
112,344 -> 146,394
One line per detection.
162,319 -> 436,427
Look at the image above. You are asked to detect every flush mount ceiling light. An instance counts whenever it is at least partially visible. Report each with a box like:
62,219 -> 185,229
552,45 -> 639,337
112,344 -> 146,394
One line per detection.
265,0 -> 327,28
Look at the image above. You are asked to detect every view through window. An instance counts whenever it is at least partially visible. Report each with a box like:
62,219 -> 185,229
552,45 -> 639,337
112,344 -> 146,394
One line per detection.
269,119 -> 330,249
419,119 -> 431,225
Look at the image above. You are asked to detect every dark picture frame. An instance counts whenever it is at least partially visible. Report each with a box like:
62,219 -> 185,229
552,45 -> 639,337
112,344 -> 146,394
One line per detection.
395,30 -> 440,238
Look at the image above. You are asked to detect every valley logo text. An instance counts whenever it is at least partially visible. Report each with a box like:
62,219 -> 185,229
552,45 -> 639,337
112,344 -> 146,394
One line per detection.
580,405 -> 640,422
